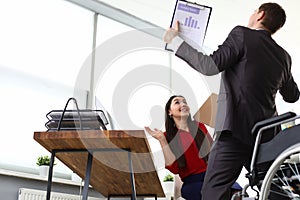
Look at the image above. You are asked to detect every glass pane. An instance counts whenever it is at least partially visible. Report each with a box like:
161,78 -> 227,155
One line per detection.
0,0 -> 93,172
95,16 -> 172,130
0,0 -> 93,87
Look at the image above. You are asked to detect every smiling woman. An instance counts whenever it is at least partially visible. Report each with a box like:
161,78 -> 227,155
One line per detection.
145,95 -> 213,200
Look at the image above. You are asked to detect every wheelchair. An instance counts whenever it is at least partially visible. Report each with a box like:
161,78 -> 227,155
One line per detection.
231,111 -> 300,200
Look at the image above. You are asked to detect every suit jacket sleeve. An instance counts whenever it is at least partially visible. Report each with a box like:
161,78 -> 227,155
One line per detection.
279,73 -> 299,103
175,42 -> 219,75
175,26 -> 244,75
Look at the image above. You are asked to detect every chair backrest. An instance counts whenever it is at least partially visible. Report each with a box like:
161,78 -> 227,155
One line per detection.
256,124 -> 300,165
251,112 -> 296,137
250,124 -> 300,188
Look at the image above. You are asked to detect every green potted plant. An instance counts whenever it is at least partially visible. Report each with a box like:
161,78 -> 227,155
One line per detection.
36,155 -> 51,166
36,155 -> 55,177
162,173 -> 174,196
163,174 -> 174,182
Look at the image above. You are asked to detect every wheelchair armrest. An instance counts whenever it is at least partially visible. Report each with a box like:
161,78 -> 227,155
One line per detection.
251,111 -> 296,136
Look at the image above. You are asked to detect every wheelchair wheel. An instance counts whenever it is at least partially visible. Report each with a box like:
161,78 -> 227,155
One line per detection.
259,143 -> 300,200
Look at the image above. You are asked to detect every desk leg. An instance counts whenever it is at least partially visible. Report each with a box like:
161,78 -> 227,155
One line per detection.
82,152 -> 93,200
128,151 -> 137,200
46,151 -> 56,200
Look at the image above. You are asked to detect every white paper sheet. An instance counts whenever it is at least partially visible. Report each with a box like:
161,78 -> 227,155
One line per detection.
167,0 -> 212,49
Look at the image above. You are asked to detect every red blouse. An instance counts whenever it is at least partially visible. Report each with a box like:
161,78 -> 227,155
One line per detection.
165,123 -> 208,179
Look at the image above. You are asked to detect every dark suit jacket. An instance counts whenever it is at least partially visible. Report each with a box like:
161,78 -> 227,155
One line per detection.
176,26 -> 299,145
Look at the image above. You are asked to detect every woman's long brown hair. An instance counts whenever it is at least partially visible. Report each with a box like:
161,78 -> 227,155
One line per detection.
164,95 -> 208,168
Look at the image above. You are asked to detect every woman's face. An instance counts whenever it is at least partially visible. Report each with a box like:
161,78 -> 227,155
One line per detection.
168,96 -> 190,119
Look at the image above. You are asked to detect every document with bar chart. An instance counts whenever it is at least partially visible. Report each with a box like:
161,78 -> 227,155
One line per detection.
167,0 -> 212,49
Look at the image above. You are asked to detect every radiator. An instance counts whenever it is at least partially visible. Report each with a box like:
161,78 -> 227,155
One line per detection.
18,188 -> 106,200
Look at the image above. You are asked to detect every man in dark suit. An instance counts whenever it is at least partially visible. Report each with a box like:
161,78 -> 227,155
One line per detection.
164,2 -> 299,199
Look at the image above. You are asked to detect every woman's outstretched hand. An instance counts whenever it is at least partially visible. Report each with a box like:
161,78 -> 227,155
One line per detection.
144,126 -> 166,142
145,126 -> 175,165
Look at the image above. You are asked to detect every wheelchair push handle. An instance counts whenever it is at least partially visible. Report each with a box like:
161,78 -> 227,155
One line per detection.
251,111 -> 296,137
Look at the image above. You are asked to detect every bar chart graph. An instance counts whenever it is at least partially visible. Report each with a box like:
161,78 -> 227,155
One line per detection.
167,0 -> 212,48
184,16 -> 200,29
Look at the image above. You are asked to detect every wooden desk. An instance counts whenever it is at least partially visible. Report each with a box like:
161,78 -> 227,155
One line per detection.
34,130 -> 165,200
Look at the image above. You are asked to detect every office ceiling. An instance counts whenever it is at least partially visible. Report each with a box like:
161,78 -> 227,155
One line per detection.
66,0 -> 300,75
95,0 -> 300,51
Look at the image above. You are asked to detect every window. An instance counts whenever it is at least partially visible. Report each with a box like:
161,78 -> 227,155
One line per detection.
0,0 -> 93,173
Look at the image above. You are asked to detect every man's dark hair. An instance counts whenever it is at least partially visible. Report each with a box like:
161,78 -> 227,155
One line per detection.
259,3 -> 286,34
